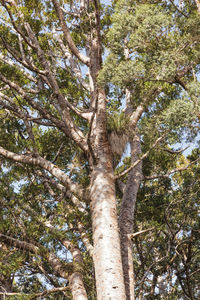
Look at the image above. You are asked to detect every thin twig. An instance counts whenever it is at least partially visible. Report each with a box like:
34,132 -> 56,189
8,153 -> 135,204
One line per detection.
169,0 -> 188,18
52,142 -> 64,163
115,134 -> 166,179
0,287 -> 69,298
129,227 -> 155,239
145,156 -> 200,180
163,145 -> 189,155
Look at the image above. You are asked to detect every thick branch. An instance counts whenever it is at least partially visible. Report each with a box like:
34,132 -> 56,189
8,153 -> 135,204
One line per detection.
0,74 -> 66,130
129,104 -> 145,128
22,23 -> 88,151
0,73 -> 88,151
0,287 -> 69,298
0,233 -> 71,279
0,146 -> 84,199
0,233 -> 39,253
2,38 -> 47,75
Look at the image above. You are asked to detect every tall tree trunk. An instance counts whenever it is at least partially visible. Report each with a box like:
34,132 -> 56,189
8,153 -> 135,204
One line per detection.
119,133 -> 143,300
87,1 -> 126,296
91,168 -> 126,299
89,89 -> 126,299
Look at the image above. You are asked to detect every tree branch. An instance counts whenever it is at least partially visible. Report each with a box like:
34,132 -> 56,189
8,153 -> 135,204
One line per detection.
0,287 -> 70,298
128,87 -> 162,129
144,157 -> 200,180
163,146 -> 189,155
115,134 -> 166,179
169,0 -> 188,18
54,33 -> 90,91
0,73 -> 88,151
52,0 -> 90,66
129,228 -> 155,239
0,233 -> 72,279
0,53 -> 37,83
0,233 -> 39,253
0,145 -> 84,199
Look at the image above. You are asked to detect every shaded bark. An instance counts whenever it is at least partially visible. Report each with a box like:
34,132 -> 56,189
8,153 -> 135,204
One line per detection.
118,133 -> 143,300
69,248 -> 88,300
0,234 -> 70,280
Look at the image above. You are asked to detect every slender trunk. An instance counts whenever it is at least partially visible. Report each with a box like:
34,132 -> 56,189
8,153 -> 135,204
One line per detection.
118,133 -> 143,300
69,273 -> 88,300
69,248 -> 88,300
62,241 -> 88,300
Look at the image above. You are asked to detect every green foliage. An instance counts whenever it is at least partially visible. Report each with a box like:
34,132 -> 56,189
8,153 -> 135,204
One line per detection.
99,0 -> 200,91
107,111 -> 130,134
0,0 -> 199,299
161,98 -> 195,128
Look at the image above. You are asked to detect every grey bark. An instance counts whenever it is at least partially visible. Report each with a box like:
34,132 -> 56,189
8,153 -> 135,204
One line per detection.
118,133 -> 143,300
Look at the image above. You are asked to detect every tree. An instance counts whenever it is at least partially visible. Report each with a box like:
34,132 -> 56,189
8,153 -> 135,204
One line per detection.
0,0 -> 199,299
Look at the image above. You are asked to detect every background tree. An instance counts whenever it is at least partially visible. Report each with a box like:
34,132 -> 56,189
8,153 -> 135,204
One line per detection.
0,0 -> 199,299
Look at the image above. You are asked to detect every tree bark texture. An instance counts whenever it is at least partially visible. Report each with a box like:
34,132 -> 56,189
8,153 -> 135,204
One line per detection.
69,248 -> 88,300
90,90 -> 126,300
91,168 -> 126,300
119,133 -> 143,300
69,273 -> 88,300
